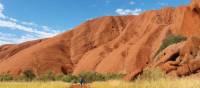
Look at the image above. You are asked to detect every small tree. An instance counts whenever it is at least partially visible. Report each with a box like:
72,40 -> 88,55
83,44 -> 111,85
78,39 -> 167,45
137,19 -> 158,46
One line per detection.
22,70 -> 36,81
0,74 -> 13,81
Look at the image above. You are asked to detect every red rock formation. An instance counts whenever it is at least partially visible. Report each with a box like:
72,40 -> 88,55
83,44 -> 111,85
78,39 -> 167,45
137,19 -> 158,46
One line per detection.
0,0 -> 200,80
151,37 -> 200,77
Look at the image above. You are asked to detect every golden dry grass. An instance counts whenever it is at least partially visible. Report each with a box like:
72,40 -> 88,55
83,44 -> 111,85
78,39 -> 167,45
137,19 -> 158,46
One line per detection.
90,78 -> 200,88
0,81 -> 71,88
1,78 -> 200,88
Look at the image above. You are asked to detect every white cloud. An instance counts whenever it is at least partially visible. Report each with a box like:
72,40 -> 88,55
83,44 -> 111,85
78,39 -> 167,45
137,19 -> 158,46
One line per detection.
0,32 -> 37,44
129,1 -> 135,5
0,40 -> 11,45
0,2 -> 5,18
116,8 -> 143,15
21,21 -> 37,26
17,34 -> 40,43
0,19 -> 61,38
42,26 -> 51,32
0,32 -> 17,44
9,18 -> 17,22
0,19 -> 35,32
0,2 -> 62,45
158,2 -> 168,6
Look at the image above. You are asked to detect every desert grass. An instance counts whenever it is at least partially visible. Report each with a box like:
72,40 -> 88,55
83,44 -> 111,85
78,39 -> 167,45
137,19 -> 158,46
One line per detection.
0,78 -> 200,88
0,81 -> 71,88
90,78 -> 200,88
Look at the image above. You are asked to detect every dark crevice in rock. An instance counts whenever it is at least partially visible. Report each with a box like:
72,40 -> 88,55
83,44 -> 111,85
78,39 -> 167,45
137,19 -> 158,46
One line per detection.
193,7 -> 200,14
169,52 -> 180,61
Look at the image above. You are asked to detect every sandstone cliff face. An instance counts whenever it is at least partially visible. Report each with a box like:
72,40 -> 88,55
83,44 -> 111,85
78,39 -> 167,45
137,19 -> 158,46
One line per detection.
0,0 -> 200,79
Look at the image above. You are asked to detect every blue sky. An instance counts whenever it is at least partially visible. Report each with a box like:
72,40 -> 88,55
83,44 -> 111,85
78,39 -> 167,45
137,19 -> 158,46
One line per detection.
0,0 -> 190,45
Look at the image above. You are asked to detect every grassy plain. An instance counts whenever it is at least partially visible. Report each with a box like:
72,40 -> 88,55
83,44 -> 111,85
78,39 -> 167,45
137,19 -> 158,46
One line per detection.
1,78 -> 200,88
0,81 -> 71,88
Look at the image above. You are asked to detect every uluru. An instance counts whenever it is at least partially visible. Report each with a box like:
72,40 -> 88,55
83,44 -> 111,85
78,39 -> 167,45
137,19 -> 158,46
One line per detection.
1,0 -> 200,81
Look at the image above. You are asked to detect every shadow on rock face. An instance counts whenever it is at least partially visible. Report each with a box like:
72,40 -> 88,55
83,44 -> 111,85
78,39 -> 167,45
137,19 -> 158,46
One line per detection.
190,0 -> 200,14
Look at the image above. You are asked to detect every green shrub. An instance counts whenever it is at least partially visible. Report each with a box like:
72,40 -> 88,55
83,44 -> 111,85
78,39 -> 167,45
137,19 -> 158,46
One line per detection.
136,68 -> 167,81
104,73 -> 125,80
0,74 -> 13,81
61,75 -> 79,83
53,72 -> 124,83
78,72 -> 107,83
78,72 -> 124,83
37,71 -> 55,81
54,74 -> 65,81
20,70 -> 36,81
36,71 -> 79,83
156,34 -> 186,56
0,71 -> 124,82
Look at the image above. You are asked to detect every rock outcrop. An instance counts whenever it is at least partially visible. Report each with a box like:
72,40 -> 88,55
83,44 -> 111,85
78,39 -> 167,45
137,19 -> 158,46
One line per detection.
0,0 -> 200,80
151,37 -> 200,77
